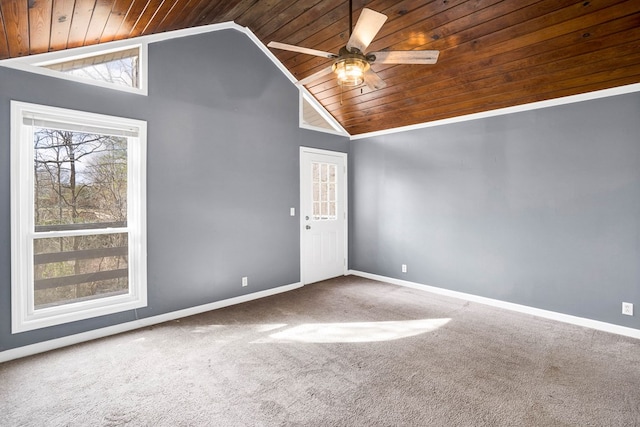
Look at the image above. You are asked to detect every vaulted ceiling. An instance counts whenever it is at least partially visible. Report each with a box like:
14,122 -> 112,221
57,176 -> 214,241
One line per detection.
1,0 -> 639,135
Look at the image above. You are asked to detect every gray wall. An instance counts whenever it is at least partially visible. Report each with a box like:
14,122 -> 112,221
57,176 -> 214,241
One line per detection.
350,92 -> 640,329
2,26 -> 638,354
0,29 -> 347,351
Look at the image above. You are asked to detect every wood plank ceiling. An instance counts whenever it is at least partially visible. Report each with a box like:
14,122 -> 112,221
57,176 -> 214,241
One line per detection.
1,0 -> 639,135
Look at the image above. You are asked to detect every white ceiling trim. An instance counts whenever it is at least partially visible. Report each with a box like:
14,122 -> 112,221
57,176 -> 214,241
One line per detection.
238,26 -> 349,137
350,83 -> 640,140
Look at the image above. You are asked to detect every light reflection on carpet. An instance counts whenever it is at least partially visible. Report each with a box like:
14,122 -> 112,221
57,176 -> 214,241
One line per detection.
252,318 -> 451,343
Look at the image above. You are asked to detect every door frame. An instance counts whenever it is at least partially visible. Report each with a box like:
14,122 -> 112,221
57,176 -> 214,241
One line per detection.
299,147 -> 348,285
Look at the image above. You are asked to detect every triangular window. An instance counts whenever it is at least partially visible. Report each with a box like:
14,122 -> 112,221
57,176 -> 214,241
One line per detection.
39,47 -> 140,89
299,92 -> 347,136
0,43 -> 146,95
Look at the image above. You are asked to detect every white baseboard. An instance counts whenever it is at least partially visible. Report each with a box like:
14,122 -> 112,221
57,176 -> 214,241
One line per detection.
348,270 -> 640,340
0,282 -> 303,363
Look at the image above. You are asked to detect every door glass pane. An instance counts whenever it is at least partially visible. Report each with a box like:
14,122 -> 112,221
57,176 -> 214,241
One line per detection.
311,161 -> 338,221
329,164 -> 336,184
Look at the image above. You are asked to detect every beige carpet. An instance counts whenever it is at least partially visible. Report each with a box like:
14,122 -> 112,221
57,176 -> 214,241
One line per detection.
1,275 -> 639,426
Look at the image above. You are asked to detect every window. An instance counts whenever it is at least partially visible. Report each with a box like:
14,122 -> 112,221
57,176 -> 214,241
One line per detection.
40,47 -> 140,89
301,96 -> 336,131
0,43 -> 147,95
11,102 -> 147,333
299,92 -> 347,136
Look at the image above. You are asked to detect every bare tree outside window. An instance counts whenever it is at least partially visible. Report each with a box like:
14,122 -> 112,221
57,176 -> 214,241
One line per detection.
42,49 -> 139,88
63,57 -> 138,88
33,129 -> 130,308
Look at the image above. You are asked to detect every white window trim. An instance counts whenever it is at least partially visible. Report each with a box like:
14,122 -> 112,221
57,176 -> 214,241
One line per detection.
2,42 -> 148,95
299,91 -> 348,136
0,22 -> 245,98
10,101 -> 147,333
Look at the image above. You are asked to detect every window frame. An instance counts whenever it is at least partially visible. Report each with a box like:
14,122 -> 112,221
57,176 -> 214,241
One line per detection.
10,101 -> 147,334
298,92 -> 348,136
1,43 -> 148,96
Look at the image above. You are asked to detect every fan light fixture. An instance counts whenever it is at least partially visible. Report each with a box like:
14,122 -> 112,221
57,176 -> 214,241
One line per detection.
332,57 -> 369,87
267,2 -> 440,92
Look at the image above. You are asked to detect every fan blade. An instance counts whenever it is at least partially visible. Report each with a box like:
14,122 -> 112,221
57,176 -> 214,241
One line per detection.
296,66 -> 335,86
364,69 -> 387,91
369,50 -> 440,64
268,41 -> 337,59
346,8 -> 388,54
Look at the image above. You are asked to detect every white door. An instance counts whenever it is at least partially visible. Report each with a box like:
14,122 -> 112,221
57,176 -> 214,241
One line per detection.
300,147 -> 347,285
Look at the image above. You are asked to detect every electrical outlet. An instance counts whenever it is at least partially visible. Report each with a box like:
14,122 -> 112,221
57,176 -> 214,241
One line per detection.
242,277 -> 248,287
401,264 -> 407,273
622,302 -> 633,316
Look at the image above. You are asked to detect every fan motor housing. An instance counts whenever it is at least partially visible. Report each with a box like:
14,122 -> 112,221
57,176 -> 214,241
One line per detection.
332,47 -> 371,86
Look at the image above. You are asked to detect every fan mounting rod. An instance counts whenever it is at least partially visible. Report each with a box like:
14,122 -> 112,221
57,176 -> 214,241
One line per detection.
349,0 -> 353,38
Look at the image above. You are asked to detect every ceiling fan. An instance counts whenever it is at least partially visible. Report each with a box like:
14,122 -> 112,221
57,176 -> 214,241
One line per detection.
267,1 -> 439,91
